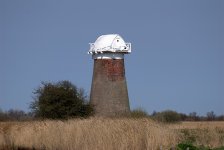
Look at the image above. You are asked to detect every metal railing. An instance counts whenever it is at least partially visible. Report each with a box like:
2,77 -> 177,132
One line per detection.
88,43 -> 131,54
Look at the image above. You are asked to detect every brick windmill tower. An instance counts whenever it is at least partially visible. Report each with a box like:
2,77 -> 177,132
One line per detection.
88,34 -> 131,116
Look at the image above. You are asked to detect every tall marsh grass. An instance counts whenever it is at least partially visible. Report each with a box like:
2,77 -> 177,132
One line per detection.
0,118 -> 224,150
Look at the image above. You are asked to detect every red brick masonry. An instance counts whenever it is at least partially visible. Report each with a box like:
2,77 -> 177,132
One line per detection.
101,59 -> 125,81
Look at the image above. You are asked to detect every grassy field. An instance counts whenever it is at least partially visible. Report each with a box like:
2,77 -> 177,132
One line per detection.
0,118 -> 224,150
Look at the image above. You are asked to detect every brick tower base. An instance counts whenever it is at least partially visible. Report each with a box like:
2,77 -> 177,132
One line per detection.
90,59 -> 130,116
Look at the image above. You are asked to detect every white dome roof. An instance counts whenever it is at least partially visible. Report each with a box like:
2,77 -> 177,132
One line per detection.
88,34 -> 131,54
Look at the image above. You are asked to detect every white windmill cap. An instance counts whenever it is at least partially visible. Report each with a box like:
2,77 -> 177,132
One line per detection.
88,34 -> 131,54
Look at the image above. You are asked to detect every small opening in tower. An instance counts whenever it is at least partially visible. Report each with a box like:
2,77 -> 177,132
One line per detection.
117,40 -> 119,42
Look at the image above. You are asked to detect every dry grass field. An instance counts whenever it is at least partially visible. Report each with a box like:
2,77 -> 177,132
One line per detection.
0,118 -> 224,150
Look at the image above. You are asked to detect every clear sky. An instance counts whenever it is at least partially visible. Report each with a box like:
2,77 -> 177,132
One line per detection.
0,0 -> 223,115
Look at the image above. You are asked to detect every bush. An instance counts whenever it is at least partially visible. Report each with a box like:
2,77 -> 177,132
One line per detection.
176,143 -> 224,150
30,80 -> 94,119
130,108 -> 149,118
152,110 -> 181,123
177,143 -> 199,150
0,109 -> 8,121
112,108 -> 149,118
0,109 -> 33,121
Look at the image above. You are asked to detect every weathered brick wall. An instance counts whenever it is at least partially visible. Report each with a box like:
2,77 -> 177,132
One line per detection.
90,59 -> 130,116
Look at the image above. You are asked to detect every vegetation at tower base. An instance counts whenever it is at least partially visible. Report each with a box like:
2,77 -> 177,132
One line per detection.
30,80 -> 94,119
107,108 -> 148,118
129,108 -> 149,118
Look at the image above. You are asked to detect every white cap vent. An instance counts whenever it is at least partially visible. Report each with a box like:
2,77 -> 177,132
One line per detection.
88,34 -> 131,54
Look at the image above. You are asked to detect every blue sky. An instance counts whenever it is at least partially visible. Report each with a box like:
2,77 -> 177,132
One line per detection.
0,0 -> 223,115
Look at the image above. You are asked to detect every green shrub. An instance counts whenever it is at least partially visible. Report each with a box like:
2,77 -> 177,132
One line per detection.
176,143 -> 224,150
153,110 -> 181,123
30,80 -> 94,119
113,108 -> 149,118
213,147 -> 224,150
130,108 -> 149,118
177,143 -> 200,150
